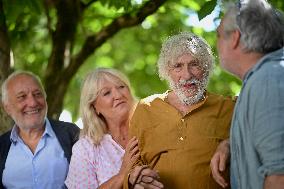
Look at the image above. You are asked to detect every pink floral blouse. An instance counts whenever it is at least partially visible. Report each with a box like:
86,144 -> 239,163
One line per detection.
65,134 -> 125,189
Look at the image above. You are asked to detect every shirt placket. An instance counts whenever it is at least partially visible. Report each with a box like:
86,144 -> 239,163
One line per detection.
177,117 -> 189,143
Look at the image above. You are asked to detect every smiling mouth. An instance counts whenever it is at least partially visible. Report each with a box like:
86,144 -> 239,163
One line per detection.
24,109 -> 41,115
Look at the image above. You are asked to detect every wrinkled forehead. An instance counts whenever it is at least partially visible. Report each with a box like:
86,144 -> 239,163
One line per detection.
169,38 -> 205,63
168,51 -> 195,67
7,74 -> 43,94
175,53 -> 198,64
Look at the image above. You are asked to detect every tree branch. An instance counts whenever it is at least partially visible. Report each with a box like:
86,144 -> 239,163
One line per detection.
44,0 -> 81,118
43,0 -> 53,36
80,0 -> 99,10
44,0 -> 167,119
65,0 -> 167,78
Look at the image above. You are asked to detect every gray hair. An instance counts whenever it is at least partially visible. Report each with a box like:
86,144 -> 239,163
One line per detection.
223,0 -> 284,53
1,70 -> 47,104
157,32 -> 214,81
79,68 -> 134,145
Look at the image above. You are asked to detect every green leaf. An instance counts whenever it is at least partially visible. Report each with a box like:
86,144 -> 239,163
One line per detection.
197,0 -> 217,20
99,0 -> 132,11
26,0 -> 42,14
181,0 -> 200,11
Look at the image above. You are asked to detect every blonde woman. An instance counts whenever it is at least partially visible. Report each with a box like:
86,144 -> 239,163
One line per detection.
65,68 -> 139,189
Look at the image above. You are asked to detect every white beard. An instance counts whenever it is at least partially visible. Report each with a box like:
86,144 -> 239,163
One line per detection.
169,77 -> 208,105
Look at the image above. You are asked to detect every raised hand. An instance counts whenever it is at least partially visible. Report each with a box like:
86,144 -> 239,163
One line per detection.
120,137 -> 140,175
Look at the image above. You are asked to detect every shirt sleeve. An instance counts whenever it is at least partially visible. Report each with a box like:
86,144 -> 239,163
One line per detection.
123,101 -> 146,189
129,100 -> 148,166
250,71 -> 284,177
65,139 -> 99,189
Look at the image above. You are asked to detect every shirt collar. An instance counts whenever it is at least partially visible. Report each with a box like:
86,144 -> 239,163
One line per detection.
44,118 -> 55,138
10,117 -> 54,144
10,126 -> 20,144
163,90 -> 208,115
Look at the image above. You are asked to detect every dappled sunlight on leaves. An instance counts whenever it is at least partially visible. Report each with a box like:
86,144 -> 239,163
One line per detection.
2,0 -> 282,120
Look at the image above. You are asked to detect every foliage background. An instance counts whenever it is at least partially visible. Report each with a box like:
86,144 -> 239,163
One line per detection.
0,0 -> 283,131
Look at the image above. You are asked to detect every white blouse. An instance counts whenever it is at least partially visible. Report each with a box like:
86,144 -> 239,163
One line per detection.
65,134 -> 125,189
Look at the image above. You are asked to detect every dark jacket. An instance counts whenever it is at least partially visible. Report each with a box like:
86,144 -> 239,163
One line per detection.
0,119 -> 80,189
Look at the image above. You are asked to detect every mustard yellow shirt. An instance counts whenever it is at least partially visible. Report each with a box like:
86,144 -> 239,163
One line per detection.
129,92 -> 235,189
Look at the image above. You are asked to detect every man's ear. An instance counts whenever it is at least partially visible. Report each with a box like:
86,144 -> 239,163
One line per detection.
230,30 -> 241,49
3,103 -> 11,116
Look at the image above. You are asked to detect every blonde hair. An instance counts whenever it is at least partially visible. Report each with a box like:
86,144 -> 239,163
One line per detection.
79,68 -> 134,145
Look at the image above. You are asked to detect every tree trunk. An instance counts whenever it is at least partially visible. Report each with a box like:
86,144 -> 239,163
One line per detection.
44,0 -> 167,120
0,0 -> 13,134
44,0 -> 80,119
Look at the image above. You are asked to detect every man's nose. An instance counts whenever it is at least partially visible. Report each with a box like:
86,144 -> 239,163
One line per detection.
181,65 -> 193,79
26,95 -> 38,106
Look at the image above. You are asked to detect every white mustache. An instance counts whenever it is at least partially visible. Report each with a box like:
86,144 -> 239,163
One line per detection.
178,79 -> 201,87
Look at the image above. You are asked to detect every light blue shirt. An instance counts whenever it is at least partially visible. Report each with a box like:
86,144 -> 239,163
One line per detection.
230,48 -> 284,189
2,118 -> 69,189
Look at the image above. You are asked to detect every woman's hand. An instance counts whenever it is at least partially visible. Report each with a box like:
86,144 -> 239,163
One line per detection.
129,165 -> 164,189
120,136 -> 140,175
97,137 -> 139,189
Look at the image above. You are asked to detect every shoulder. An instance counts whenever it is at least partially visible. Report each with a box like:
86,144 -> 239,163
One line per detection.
0,131 -> 12,160
258,63 -> 283,77
49,119 -> 78,128
49,119 -> 80,144
251,54 -> 284,82
0,131 -> 12,148
0,131 -> 11,142
72,136 -> 105,160
132,93 -> 168,118
138,92 -> 167,108
204,92 -> 236,118
49,119 -> 80,133
206,92 -> 236,107
247,60 -> 284,95
73,137 -> 94,153
131,93 -> 170,131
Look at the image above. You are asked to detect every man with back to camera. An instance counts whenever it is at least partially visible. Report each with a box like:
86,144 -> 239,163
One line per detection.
210,0 -> 284,188
0,71 -> 79,189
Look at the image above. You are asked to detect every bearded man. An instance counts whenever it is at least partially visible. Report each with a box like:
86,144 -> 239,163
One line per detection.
124,32 -> 235,189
